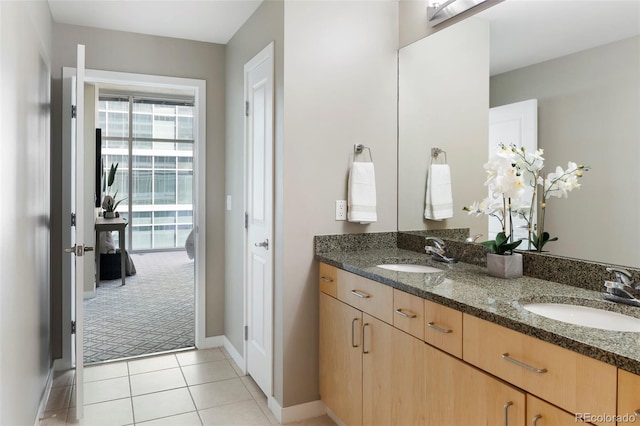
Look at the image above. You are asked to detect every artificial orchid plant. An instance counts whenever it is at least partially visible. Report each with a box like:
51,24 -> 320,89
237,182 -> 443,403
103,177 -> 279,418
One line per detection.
464,144 -> 588,253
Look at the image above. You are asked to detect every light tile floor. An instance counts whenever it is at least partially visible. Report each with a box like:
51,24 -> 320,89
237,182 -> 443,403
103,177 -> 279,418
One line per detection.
40,347 -> 335,426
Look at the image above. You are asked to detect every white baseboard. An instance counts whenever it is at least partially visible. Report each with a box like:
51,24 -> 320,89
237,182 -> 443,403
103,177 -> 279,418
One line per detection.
268,398 -> 327,424
84,289 -> 96,300
35,363 -> 56,425
223,337 -> 245,374
197,335 -> 224,349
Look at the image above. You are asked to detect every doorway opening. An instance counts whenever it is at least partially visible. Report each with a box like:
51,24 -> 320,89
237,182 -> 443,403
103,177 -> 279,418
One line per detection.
61,68 -> 207,372
86,88 -> 197,363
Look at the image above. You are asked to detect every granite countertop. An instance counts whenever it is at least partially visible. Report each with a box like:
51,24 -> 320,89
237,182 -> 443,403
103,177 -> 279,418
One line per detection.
316,248 -> 640,375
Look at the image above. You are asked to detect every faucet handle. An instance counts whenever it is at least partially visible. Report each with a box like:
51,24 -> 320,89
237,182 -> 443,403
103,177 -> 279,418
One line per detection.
606,267 -> 633,286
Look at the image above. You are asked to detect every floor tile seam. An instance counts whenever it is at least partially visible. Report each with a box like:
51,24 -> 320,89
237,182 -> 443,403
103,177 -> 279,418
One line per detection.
190,392 -> 256,412
127,362 -> 137,425
128,364 -> 182,377
130,409 -> 200,426
130,382 -> 189,398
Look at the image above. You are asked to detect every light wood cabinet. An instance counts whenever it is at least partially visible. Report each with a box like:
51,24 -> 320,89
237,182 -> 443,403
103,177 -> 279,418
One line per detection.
527,394 -> 578,425
390,327 -> 427,425
463,314 -> 616,425
319,263 -> 338,298
362,313 -> 394,426
319,293 -> 363,426
393,289 -> 424,339
423,299 -> 462,358
425,344 -> 525,426
319,262 -> 636,426
337,268 -> 393,324
618,369 -> 640,423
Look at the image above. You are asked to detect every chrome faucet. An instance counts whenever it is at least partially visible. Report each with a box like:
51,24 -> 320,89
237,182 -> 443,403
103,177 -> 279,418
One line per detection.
603,267 -> 640,307
425,237 -> 457,264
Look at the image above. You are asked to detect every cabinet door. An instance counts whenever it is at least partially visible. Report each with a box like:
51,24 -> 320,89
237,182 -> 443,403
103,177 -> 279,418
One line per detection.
527,394 -> 578,425
426,344 -> 525,426
362,313 -> 394,426
319,293 -> 363,426
619,369 -> 640,423
390,327 -> 427,425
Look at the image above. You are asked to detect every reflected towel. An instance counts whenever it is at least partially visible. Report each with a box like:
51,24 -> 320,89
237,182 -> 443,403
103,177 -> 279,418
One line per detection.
425,164 -> 453,220
348,162 -> 377,224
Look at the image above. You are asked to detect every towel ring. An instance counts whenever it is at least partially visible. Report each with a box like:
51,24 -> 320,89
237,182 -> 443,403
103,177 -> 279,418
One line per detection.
354,144 -> 373,162
431,147 -> 447,165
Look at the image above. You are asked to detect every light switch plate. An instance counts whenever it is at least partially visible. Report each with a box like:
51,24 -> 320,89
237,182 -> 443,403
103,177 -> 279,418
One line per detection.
336,200 -> 347,221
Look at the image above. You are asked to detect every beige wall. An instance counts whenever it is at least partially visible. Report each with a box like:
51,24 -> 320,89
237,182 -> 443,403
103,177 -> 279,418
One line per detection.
0,1 -> 53,424
225,0 -> 398,408
491,36 -> 640,267
281,1 -> 398,406
224,0 -> 285,399
50,24 -> 226,357
398,17 -> 489,238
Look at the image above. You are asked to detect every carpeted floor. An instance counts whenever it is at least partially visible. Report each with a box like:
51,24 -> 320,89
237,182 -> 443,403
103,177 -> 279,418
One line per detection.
84,251 -> 195,364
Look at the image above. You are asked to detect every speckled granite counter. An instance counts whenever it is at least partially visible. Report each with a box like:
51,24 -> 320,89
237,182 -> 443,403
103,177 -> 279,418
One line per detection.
315,247 -> 640,375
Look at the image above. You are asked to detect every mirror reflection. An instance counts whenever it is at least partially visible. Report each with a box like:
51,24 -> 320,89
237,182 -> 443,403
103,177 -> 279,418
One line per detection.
398,0 -> 640,267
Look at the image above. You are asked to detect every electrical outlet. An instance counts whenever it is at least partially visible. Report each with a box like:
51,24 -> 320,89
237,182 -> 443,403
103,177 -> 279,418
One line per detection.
336,200 -> 347,221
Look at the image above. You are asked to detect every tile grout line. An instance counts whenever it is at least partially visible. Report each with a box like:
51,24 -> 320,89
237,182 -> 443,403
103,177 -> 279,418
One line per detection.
127,359 -> 136,425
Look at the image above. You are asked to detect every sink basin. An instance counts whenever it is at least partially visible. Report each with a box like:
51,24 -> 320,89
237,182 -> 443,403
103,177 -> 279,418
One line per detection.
377,264 -> 443,273
523,303 -> 640,332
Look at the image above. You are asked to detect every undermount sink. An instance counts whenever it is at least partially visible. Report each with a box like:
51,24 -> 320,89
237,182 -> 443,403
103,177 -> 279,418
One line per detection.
523,303 -> 640,332
376,264 -> 443,273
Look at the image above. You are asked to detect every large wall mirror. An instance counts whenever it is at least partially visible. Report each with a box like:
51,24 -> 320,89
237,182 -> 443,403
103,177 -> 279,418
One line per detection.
398,0 -> 640,268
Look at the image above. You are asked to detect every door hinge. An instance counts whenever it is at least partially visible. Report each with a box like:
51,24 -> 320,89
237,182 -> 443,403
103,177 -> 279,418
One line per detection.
245,101 -> 250,117
244,325 -> 248,341
244,212 -> 248,229
70,212 -> 76,227
71,105 -> 77,119
71,321 -> 76,335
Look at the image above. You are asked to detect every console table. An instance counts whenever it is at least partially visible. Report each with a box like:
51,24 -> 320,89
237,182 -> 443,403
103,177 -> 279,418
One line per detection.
95,217 -> 128,286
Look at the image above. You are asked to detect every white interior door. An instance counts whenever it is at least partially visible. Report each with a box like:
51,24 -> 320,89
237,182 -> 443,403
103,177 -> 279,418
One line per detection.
244,42 -> 274,397
66,44 -> 87,421
489,99 -> 538,242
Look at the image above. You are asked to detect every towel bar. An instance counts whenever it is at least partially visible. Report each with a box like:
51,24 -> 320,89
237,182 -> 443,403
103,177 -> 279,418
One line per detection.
354,144 -> 373,162
431,147 -> 447,164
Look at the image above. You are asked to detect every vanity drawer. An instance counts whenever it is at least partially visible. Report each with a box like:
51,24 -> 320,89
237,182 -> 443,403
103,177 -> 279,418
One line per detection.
393,289 -> 424,339
424,300 -> 462,358
463,314 -> 616,424
319,263 -> 338,298
337,269 -> 393,324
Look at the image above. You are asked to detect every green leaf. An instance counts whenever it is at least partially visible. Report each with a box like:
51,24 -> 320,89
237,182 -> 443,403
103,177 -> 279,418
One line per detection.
107,162 -> 118,188
480,240 -> 498,253
495,232 -> 508,247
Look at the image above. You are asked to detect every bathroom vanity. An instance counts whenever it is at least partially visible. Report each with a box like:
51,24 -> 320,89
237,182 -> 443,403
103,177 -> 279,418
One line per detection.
316,247 -> 640,426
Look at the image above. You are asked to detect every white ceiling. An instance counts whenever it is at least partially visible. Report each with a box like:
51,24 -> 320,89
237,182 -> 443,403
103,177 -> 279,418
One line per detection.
476,0 -> 640,75
47,0 -> 263,44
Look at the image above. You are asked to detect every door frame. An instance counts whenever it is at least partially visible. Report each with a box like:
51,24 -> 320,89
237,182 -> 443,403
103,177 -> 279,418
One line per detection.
243,42 -> 275,394
61,68 -> 208,368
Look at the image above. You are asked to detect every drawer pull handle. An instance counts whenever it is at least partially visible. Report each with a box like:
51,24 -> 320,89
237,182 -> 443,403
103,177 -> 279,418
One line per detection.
532,414 -> 542,426
395,309 -> 417,319
351,318 -> 360,348
501,353 -> 547,373
320,276 -> 333,283
503,401 -> 513,426
427,322 -> 452,334
351,290 -> 371,299
635,410 -> 640,419
362,323 -> 371,354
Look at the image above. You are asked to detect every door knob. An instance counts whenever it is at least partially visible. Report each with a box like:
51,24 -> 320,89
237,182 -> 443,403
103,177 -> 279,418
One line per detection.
254,239 -> 269,249
64,245 -> 94,256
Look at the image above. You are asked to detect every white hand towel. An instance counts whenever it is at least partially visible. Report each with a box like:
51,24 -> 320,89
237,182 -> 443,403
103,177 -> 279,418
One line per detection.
425,164 -> 453,220
348,162 -> 377,224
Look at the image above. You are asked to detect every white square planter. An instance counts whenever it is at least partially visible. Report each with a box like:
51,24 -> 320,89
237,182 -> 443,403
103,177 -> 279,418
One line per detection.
487,253 -> 523,279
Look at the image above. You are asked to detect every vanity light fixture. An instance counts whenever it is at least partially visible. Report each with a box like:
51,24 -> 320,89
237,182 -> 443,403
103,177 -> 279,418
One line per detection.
427,0 -> 491,26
